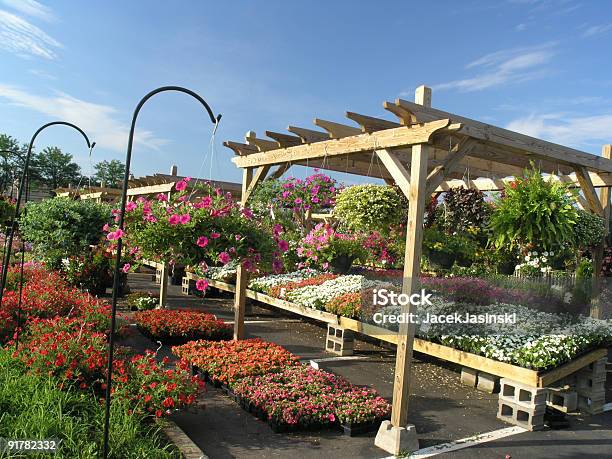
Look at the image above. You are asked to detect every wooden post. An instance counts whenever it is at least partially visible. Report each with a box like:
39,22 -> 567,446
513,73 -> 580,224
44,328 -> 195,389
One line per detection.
590,145 -> 611,318
159,262 -> 168,309
233,167 -> 253,339
376,86 -> 430,455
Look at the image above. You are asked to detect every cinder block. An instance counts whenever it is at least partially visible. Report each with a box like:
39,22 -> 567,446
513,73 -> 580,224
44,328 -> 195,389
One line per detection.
500,378 -> 548,409
460,368 -> 478,388
477,372 -> 500,393
497,399 -> 545,431
577,394 -> 605,415
181,277 -> 195,295
325,325 -> 354,356
155,268 -> 162,284
546,387 -> 578,413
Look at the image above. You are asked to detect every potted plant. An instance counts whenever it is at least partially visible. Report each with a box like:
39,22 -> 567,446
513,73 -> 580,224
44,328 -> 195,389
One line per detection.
297,223 -> 365,273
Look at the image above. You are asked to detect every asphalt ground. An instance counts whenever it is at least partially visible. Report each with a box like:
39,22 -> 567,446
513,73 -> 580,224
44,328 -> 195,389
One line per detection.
117,272 -> 611,459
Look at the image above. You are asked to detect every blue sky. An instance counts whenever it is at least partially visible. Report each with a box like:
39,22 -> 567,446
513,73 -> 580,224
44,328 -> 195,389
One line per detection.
0,0 -> 611,186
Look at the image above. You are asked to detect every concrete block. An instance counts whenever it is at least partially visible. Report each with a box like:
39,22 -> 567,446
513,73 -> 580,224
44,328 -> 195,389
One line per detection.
460,367 -> 478,388
500,378 -> 548,409
497,399 -> 545,431
181,277 -> 195,295
477,372 -> 500,393
375,421 -> 419,456
546,387 -> 578,413
325,325 -> 354,356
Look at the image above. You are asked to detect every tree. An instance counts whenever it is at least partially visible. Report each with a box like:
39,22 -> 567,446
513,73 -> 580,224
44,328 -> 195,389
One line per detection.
94,160 -> 125,188
35,147 -> 82,189
0,134 -> 27,194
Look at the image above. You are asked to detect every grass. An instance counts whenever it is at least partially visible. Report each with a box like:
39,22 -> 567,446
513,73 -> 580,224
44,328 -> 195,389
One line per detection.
0,349 -> 181,459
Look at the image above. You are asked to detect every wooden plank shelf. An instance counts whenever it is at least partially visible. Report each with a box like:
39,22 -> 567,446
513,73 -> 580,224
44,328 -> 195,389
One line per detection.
187,273 -> 607,388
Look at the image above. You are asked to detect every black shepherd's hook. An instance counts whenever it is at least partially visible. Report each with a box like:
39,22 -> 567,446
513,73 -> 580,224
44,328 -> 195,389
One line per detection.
102,86 -> 220,459
0,150 -> 18,270
0,123 -> 95,336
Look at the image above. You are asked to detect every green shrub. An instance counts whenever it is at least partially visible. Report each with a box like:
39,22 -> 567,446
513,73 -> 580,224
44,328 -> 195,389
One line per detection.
489,165 -> 578,251
574,209 -> 605,248
20,198 -> 111,267
334,184 -> 406,232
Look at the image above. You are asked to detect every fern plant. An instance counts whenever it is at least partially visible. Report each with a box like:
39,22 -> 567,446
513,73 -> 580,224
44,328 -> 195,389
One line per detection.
489,165 -> 578,252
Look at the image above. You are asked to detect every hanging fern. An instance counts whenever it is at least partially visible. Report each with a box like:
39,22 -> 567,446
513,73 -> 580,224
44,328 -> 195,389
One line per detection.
489,165 -> 578,251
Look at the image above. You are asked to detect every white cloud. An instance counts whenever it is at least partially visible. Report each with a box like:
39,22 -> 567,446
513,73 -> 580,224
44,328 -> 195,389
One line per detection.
0,9 -> 60,59
506,112 -> 612,148
434,43 -> 556,92
0,84 -> 168,152
582,23 -> 612,37
515,23 -> 528,31
1,0 -> 54,22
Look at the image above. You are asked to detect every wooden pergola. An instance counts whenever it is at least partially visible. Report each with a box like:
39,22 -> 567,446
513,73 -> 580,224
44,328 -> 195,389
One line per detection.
223,85 -> 612,454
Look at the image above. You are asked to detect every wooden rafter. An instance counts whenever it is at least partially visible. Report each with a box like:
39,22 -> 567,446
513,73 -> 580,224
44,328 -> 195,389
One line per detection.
232,119 -> 459,168
223,141 -> 259,156
265,130 -> 302,147
245,131 -> 278,151
346,112 -> 400,133
392,99 -> 612,173
268,163 -> 291,179
287,125 -> 329,143
383,100 -> 417,125
313,118 -> 361,138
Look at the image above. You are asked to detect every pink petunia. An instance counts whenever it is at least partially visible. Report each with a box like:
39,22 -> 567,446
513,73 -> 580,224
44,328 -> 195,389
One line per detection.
168,214 -> 180,225
200,196 -> 213,208
210,232 -> 220,239
102,223 -> 110,232
121,263 -> 131,273
196,236 -> 209,248
195,279 -> 208,291
175,180 -> 188,191
126,201 -> 137,212
157,193 -> 168,202
278,240 -> 289,252
179,214 -> 191,224
219,252 -> 230,264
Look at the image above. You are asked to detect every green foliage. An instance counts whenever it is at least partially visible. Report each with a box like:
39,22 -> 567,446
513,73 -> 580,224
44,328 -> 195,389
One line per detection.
0,349 -> 180,459
0,133 -> 28,193
127,291 -> 158,311
94,159 -> 126,188
574,209 -> 605,248
489,165 -> 578,251
20,198 -> 111,266
61,245 -> 115,294
441,187 -> 491,237
0,196 -> 15,223
334,184 -> 406,232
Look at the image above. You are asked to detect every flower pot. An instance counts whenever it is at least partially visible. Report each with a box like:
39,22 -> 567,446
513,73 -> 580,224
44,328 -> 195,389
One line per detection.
330,255 -> 355,274
427,251 -> 455,270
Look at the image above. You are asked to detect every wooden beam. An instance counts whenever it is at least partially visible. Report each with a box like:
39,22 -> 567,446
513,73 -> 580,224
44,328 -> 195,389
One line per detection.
233,264 -> 248,340
287,125 -> 329,143
243,165 -> 270,203
383,101 -> 417,125
265,130 -> 302,147
575,166 -> 605,217
244,131 -> 278,151
376,149 -> 410,199
601,145 -> 612,234
394,99 -> 612,173
392,142 -> 430,428
232,119 -> 457,168
223,141 -> 259,156
345,111 -> 400,133
268,163 -> 291,180
313,118 -> 361,138
240,168 -> 253,207
426,139 -> 477,195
